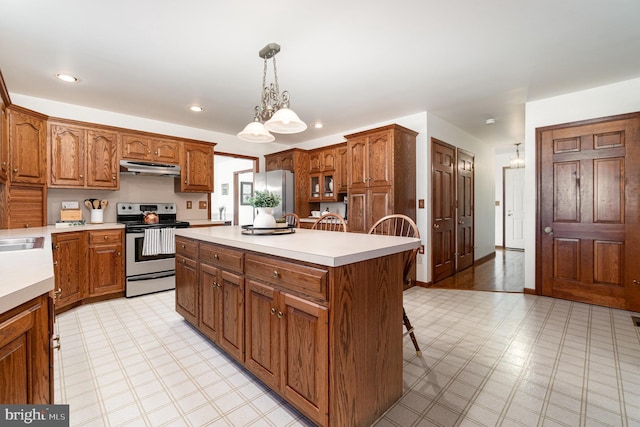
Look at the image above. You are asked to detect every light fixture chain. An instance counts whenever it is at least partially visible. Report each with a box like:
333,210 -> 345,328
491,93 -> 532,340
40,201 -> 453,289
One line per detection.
272,54 -> 280,100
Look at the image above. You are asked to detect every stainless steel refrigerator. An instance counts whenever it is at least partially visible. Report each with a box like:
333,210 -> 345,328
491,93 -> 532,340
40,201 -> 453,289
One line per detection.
253,170 -> 295,220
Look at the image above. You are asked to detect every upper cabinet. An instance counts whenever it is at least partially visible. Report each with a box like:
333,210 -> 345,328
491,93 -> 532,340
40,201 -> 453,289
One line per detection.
8,107 -> 47,185
309,146 -> 336,173
121,134 -> 181,164
176,141 -> 214,193
345,124 -> 417,232
308,143 -> 346,202
0,99 -> 8,184
48,121 -> 120,189
265,150 -> 295,172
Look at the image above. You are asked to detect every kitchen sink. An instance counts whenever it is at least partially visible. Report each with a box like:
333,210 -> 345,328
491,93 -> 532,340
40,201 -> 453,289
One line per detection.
0,236 -> 45,252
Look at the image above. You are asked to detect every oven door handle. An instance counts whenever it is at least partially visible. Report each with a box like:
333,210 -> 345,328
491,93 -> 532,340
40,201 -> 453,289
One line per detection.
128,271 -> 176,282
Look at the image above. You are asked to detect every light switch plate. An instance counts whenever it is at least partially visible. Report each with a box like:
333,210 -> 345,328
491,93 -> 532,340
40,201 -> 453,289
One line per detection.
186,201 -> 193,209
61,201 -> 79,209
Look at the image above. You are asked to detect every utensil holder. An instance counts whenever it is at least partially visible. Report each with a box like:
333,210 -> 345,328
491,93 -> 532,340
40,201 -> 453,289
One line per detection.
90,209 -> 104,224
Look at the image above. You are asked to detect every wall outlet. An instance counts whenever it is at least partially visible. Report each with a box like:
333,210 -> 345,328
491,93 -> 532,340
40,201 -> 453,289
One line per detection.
419,245 -> 424,254
186,201 -> 192,209
199,201 -> 207,209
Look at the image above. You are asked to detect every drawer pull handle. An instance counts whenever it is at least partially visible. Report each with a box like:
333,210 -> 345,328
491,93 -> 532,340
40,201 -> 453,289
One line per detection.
277,311 -> 284,319
117,251 -> 121,257
270,307 -> 276,315
104,236 -> 108,240
53,260 -> 58,266
273,270 -> 279,278
214,254 -> 219,260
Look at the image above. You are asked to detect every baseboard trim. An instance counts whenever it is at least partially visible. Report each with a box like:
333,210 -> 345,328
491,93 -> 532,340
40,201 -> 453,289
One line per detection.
523,288 -> 536,295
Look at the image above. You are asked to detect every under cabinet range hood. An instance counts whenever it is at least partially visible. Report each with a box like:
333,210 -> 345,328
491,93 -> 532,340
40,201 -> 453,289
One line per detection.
119,160 -> 181,177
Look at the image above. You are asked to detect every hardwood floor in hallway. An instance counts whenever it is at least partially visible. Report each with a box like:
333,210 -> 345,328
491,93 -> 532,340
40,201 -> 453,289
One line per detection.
428,248 -> 524,292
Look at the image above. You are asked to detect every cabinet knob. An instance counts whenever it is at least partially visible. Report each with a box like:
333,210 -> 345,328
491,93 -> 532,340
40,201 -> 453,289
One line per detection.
54,288 -> 62,298
212,281 -> 217,287
117,251 -> 121,257
104,235 -> 108,240
270,307 -> 276,315
25,224 -> 30,228
13,168 -> 18,173
54,245 -> 59,249
1,161 -> 5,166
273,270 -> 279,278
182,259 -> 186,264
633,280 -> 640,285
184,180 -> 188,184
214,254 -> 219,260
154,151 -> 158,156
53,260 -> 58,266
112,175 -> 116,180
277,311 -> 284,319
79,174 -> 84,178
147,149 -> 151,153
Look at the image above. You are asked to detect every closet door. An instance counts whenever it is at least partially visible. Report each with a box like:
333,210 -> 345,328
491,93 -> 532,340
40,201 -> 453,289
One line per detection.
456,149 -> 474,272
431,139 -> 456,282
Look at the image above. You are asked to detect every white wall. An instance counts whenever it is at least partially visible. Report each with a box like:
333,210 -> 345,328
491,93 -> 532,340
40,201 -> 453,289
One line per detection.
523,77 -> 640,290
211,156 -> 254,223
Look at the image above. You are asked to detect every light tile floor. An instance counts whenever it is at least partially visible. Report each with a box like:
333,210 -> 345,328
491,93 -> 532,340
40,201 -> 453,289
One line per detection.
54,288 -> 640,426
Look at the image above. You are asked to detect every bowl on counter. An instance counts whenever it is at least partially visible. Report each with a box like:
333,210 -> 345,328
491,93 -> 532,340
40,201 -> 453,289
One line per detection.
311,210 -> 321,218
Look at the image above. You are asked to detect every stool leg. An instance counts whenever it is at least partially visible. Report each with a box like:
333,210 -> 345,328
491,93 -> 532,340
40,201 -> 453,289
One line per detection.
403,307 -> 422,357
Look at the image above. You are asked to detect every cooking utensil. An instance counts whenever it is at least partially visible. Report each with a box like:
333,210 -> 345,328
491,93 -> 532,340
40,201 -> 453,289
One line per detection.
92,199 -> 100,209
100,200 -> 108,209
84,199 -> 93,209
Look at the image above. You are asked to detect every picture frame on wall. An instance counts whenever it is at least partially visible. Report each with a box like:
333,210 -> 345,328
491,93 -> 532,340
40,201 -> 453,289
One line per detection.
240,182 -> 253,205
221,183 -> 229,195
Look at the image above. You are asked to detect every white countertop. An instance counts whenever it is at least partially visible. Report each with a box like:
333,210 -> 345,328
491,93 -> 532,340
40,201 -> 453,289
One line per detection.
0,223 -> 124,314
176,226 -> 420,267
186,219 -> 227,227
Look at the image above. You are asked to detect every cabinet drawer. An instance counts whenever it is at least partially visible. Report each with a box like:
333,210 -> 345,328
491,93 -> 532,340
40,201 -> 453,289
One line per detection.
88,229 -> 122,245
176,236 -> 198,258
245,254 -> 328,301
199,242 -> 244,273
176,254 -> 197,270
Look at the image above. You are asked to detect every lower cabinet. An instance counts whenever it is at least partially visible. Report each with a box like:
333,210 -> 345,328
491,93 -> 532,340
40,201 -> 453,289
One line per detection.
0,293 -> 52,404
52,228 -> 124,312
245,279 -> 328,425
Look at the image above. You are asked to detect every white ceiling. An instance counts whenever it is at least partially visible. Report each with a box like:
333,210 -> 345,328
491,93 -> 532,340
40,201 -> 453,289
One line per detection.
1,1 -> 639,151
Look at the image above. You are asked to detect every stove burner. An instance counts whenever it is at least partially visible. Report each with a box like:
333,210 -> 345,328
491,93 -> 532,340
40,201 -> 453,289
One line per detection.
116,202 -> 190,231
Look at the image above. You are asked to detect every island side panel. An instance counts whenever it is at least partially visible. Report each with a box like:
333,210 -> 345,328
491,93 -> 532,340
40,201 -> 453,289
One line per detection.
329,251 -> 405,427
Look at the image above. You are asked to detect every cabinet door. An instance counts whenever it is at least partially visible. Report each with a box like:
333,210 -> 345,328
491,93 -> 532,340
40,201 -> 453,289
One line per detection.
245,279 -> 280,389
86,129 -> 119,189
7,184 -> 46,229
280,293 -> 329,426
88,242 -> 123,297
121,134 -> 152,161
0,104 -> 9,183
9,109 -> 46,184
347,188 -> 367,233
199,263 -> 221,342
336,145 -> 348,193
0,295 -> 51,404
152,138 -> 180,164
219,270 -> 244,363
368,131 -> 392,187
176,254 -> 199,325
321,148 -> 336,171
52,232 -> 85,308
309,151 -> 322,173
180,142 -> 213,192
279,153 -> 294,171
265,155 -> 281,171
49,124 -> 85,187
347,136 -> 368,189
369,186 -> 392,230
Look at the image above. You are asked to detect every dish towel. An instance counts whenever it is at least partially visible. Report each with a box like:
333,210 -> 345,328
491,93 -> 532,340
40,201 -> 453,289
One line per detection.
142,228 -> 161,256
160,228 -> 176,254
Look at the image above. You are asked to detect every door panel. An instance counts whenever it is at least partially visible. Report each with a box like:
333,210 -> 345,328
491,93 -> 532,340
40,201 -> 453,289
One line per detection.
219,270 -> 244,362
431,139 -> 456,282
245,279 -> 279,389
538,114 -> 640,311
456,149 -> 474,271
504,167 -> 525,249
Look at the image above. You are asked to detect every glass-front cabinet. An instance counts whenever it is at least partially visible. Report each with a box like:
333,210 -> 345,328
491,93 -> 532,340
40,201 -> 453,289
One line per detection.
309,172 -> 337,201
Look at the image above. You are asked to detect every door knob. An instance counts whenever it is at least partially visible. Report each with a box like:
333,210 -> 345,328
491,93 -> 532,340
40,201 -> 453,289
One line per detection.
633,280 -> 640,285
433,223 -> 440,229
544,226 -> 553,235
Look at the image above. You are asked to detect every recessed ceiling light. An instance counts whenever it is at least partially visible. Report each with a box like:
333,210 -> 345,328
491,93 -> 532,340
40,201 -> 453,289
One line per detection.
485,118 -> 496,125
189,106 -> 204,112
314,122 -> 323,129
55,73 -> 78,83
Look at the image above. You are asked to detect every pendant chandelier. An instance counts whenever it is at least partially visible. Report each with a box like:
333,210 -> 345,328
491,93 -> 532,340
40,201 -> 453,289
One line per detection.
510,143 -> 525,168
237,43 -> 307,143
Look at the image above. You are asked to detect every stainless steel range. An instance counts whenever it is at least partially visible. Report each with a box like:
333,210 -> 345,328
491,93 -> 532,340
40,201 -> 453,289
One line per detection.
117,202 -> 190,297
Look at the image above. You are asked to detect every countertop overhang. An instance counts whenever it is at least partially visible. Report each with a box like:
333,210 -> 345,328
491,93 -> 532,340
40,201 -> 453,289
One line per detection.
175,226 -> 421,267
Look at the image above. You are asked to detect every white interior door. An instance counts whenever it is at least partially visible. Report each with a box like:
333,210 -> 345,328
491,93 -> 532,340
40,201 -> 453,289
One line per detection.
504,167 -> 525,249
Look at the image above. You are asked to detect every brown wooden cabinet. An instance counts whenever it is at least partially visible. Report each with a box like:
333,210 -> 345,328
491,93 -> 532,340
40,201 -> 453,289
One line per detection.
175,236 -> 199,324
0,293 -> 52,404
346,124 -> 417,232
309,146 -> 336,173
87,229 -> 124,297
48,121 -> 119,189
121,134 -> 181,164
52,232 -> 86,310
8,107 -> 47,185
265,150 -> 295,172
176,141 -> 214,192
0,98 -> 8,183
5,184 -> 46,229
199,242 -> 245,363
335,144 -> 348,194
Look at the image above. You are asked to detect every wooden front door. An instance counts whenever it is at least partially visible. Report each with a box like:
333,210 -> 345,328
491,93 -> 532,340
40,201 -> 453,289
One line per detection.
456,149 -> 474,271
431,139 -> 456,282
537,113 -> 640,311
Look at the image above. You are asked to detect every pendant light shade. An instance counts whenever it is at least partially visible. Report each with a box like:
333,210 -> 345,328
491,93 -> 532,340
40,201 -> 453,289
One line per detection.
237,120 -> 275,143
264,108 -> 307,134
237,43 -> 306,143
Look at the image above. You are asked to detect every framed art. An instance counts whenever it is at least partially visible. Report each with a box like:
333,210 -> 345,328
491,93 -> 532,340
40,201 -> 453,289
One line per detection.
221,183 -> 229,195
240,182 -> 253,205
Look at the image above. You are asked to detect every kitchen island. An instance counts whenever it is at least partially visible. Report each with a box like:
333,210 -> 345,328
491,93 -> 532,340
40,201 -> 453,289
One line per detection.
174,226 -> 421,427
